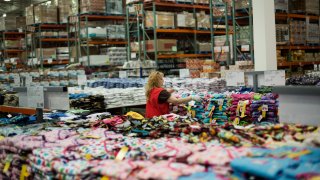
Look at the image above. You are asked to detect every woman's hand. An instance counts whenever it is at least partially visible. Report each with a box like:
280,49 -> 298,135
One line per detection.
167,88 -> 175,94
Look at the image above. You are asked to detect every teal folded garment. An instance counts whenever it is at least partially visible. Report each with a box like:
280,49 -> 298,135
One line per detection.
231,157 -> 298,179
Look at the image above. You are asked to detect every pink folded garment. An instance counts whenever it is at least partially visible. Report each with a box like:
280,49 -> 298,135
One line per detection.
136,161 -> 205,180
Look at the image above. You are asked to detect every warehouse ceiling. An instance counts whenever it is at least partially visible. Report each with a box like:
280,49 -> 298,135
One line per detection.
0,0 -> 48,16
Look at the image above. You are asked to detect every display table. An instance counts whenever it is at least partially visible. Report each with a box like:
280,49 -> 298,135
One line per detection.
273,86 -> 320,126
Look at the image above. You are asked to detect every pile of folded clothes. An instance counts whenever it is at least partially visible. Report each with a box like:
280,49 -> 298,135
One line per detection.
70,95 -> 105,112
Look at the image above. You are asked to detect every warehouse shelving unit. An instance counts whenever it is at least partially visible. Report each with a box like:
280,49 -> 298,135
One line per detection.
71,14 -> 127,67
275,11 -> 320,70
0,31 -> 26,70
231,0 -> 254,64
26,23 -> 75,69
126,0 -> 232,76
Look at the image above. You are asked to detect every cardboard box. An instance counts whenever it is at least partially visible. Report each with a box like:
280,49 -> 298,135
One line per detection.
145,11 -> 175,29
197,11 -> 210,29
146,39 -> 177,52
80,0 -> 105,13
106,0 -> 123,14
15,17 -> 26,30
177,12 -> 195,28
26,5 -> 34,25
34,4 -> 58,24
0,17 -> 16,31
36,48 -> 57,60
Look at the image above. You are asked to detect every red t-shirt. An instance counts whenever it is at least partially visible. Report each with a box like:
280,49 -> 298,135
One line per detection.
146,87 -> 170,118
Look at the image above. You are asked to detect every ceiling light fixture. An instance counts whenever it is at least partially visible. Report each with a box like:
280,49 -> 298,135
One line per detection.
3,14 -> 6,17
4,0 -> 11,2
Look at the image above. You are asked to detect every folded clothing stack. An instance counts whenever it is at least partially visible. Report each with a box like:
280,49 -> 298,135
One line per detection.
87,78 -> 146,89
70,95 -> 105,112
250,93 -> 279,124
227,93 -> 254,126
203,93 -> 228,124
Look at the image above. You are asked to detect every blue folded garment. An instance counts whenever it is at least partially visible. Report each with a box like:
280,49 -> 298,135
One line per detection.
179,172 -> 217,180
283,162 -> 320,179
231,157 -> 298,179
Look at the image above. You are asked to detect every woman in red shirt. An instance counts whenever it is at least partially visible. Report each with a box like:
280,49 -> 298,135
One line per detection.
145,71 -> 201,118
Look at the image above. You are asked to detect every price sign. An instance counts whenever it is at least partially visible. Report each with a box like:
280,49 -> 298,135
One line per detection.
119,71 -> 128,78
179,69 -> 190,78
226,71 -> 245,86
13,74 -> 20,87
27,86 -> 44,108
214,47 -> 222,53
172,46 -> 177,52
77,75 -> 87,86
131,53 -> 137,59
241,45 -> 250,51
264,70 -> 285,86
48,58 -> 53,64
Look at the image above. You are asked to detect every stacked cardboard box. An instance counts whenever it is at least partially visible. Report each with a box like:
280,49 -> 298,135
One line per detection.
58,0 -> 78,23
197,42 -> 211,52
15,17 -> 26,30
186,58 -> 205,78
0,17 -> 16,31
289,0 -> 305,14
290,20 -> 306,45
235,0 -> 249,9
26,5 -> 34,25
146,39 -> 177,52
194,0 -> 209,4
101,47 -> 127,65
274,0 -> 288,12
145,11 -> 175,29
306,0 -> 319,15
80,0 -> 106,14
276,50 -> 286,63
290,50 -> 305,61
4,40 -> 22,49
306,23 -> 320,44
177,12 -> 195,28
36,48 -> 57,60
34,4 -> 58,24
276,24 -> 289,44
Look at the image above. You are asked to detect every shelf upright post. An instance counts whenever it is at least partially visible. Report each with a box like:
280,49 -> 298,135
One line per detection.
248,0 -> 254,63
209,0 -> 215,61
2,32 -> 6,62
232,0 -> 237,65
193,0 -> 198,54
85,16 -> 90,67
138,5 -> 142,61
67,16 -> 71,63
126,5 -> 131,62
225,2 -> 231,66
152,2 -> 158,63
39,25 -> 43,70
142,3 -> 147,61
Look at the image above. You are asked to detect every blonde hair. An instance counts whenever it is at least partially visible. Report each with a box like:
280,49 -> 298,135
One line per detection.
145,71 -> 164,100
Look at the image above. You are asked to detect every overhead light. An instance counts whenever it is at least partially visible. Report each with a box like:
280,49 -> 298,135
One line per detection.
4,0 -> 11,1
3,14 -> 6,17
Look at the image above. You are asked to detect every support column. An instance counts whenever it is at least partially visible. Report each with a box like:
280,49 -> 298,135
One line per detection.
252,0 -> 277,71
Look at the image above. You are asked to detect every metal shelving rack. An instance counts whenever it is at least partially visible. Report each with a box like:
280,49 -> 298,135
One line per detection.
74,14 -> 127,67
275,12 -> 320,69
27,23 -> 74,70
126,0 -> 232,76
231,0 -> 254,64
0,31 -> 26,70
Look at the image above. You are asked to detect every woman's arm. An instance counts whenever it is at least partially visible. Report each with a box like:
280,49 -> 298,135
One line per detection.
167,95 -> 192,105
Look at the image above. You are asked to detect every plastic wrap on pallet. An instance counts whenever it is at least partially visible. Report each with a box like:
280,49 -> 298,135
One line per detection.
289,0 -> 306,14
235,0 -> 249,9
80,0 -> 106,14
236,26 -> 250,45
145,11 -> 175,29
80,27 -> 107,38
15,17 -> 26,30
106,25 -> 126,39
290,20 -> 306,45
34,3 -> 58,24
106,0 -> 123,14
274,0 -> 288,13
58,0 -> 78,23
306,0 -> 319,15
197,42 -> 211,52
0,16 -> 16,31
101,47 -> 127,65
197,11 -> 210,29
25,5 -> 35,25
177,12 -> 195,28
306,23 -> 320,44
